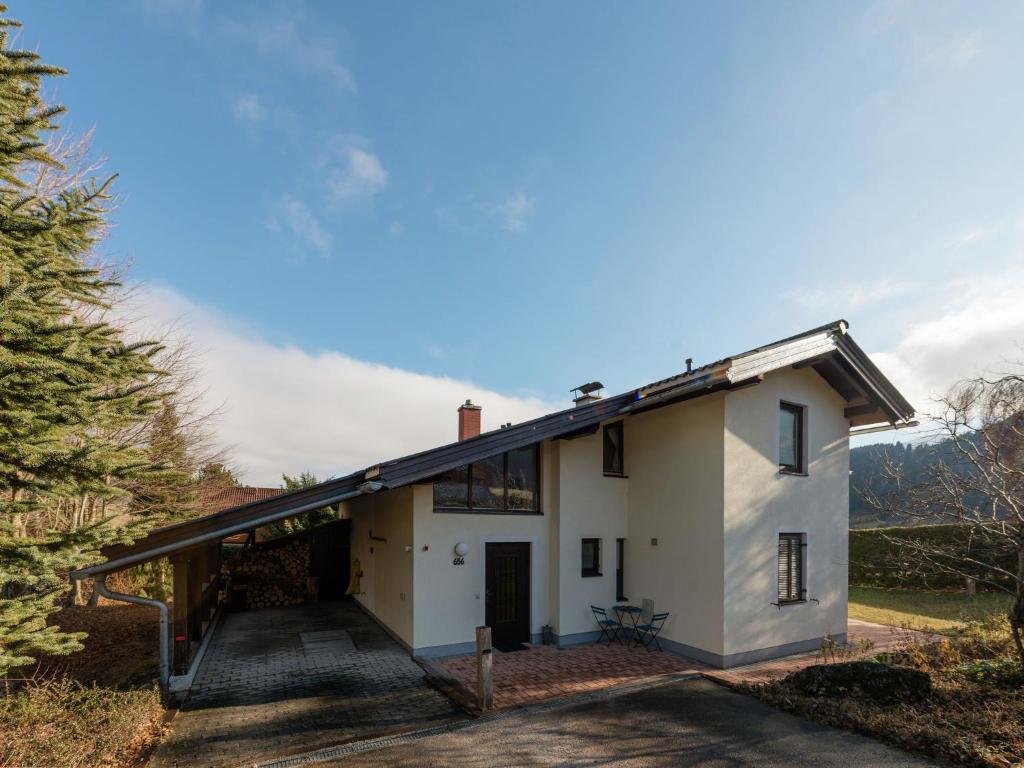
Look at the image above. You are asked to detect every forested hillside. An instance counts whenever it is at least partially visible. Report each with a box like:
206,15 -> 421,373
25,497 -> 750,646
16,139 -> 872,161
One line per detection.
850,440 -> 940,528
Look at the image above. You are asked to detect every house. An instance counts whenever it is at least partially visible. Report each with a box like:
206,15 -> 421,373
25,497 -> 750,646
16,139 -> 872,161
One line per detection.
73,320 -> 915,687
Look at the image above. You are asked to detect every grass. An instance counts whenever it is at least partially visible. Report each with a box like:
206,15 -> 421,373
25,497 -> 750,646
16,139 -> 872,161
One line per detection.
849,586 -> 1011,633
0,602 -> 166,768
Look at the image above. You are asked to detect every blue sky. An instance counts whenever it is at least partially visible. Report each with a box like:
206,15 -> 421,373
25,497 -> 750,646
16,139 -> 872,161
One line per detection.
15,1 -> 1024,482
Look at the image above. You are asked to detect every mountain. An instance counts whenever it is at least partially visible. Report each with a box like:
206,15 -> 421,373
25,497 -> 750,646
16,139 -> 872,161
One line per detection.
849,440 -> 944,528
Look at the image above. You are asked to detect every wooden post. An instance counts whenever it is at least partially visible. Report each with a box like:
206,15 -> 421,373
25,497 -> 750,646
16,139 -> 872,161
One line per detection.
476,625 -> 493,711
187,553 -> 202,644
171,556 -> 189,675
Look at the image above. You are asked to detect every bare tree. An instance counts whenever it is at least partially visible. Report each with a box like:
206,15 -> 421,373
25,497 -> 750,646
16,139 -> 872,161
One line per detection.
864,371 -> 1024,665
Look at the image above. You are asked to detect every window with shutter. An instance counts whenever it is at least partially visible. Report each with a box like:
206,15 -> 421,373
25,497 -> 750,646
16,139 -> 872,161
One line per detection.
777,533 -> 806,603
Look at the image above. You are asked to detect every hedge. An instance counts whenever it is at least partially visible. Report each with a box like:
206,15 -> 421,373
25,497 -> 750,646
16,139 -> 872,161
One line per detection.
849,525 -> 1016,590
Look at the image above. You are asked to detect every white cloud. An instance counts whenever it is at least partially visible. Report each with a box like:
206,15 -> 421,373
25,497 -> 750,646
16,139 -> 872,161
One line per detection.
232,93 -> 266,124
221,15 -> 355,91
322,139 -> 388,204
788,278 -> 917,313
925,30 -> 982,69
492,192 -> 535,233
130,286 -> 559,485
437,191 -> 537,234
268,196 -> 333,255
863,266 -> 1024,424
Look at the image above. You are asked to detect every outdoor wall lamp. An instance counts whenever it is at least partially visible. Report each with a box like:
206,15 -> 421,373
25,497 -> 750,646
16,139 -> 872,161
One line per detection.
454,541 -> 469,557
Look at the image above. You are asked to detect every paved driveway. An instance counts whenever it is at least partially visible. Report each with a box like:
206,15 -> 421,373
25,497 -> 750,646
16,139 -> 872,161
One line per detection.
151,602 -> 463,768
331,677 -> 936,767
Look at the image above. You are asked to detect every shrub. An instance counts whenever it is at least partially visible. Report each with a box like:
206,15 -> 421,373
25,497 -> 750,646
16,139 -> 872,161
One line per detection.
0,678 -> 164,768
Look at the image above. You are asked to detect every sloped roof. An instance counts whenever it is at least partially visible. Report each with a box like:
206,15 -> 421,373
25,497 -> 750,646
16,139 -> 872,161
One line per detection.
74,320 -> 914,577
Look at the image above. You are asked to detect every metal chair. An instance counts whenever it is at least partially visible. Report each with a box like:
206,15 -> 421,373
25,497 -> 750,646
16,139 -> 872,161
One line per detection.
591,605 -> 623,644
633,612 -> 669,651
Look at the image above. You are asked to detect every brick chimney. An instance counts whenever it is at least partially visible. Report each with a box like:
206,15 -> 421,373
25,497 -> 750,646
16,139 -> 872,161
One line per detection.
457,399 -> 482,441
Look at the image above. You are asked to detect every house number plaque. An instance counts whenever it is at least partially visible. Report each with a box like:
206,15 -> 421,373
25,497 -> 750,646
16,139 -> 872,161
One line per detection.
452,556 -> 466,566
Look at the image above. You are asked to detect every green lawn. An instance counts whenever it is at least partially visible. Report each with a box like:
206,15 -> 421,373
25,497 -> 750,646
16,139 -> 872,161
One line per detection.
849,586 -> 1011,632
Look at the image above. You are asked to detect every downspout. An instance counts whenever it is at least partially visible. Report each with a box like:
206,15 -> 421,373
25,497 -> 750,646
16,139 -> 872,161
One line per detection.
92,575 -> 169,690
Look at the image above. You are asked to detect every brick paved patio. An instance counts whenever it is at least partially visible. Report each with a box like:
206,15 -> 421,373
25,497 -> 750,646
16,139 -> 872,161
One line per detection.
150,602 -> 463,768
436,619 -> 921,711
437,641 -> 706,710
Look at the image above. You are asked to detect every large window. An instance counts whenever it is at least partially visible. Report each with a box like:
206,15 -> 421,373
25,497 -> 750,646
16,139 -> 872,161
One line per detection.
433,445 -> 540,513
582,538 -> 602,577
603,421 -> 625,476
777,533 -> 806,604
779,402 -> 805,473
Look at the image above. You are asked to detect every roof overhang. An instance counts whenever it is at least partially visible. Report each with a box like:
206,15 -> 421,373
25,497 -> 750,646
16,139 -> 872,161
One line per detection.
74,320 -> 914,578
637,320 -> 915,432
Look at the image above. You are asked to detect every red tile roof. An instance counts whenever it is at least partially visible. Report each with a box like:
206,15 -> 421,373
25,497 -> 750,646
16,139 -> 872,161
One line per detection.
198,485 -> 286,512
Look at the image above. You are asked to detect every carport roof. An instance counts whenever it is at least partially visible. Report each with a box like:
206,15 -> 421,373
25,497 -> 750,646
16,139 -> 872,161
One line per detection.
74,319 -> 914,578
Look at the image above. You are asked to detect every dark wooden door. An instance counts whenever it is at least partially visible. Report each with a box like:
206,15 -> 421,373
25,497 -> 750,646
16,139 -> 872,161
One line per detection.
485,542 -> 530,648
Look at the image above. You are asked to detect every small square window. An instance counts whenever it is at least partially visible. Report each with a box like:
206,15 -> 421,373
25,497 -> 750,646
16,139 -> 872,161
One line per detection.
603,422 -> 624,476
581,538 -> 602,577
779,402 -> 805,473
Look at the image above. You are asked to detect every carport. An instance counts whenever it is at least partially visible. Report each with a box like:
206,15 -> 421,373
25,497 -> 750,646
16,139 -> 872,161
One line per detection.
72,473 -> 380,692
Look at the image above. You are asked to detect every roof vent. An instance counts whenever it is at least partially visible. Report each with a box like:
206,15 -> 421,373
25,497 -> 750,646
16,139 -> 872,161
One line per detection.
686,358 -> 693,374
571,381 -> 604,407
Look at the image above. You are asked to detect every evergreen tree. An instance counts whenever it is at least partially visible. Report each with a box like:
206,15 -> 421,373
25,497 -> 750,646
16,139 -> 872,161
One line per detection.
262,472 -> 335,538
0,8 -> 165,674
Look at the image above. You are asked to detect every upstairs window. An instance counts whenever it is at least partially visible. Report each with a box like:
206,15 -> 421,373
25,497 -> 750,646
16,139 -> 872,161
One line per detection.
433,444 -> 540,513
777,533 -> 806,604
581,538 -> 602,577
603,421 -> 625,476
779,402 -> 805,473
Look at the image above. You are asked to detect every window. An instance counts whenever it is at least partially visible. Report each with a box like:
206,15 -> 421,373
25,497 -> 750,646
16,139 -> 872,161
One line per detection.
779,402 -> 805,473
777,533 -> 806,604
603,421 -> 624,476
432,445 -> 540,513
616,538 -> 626,601
581,538 -> 602,577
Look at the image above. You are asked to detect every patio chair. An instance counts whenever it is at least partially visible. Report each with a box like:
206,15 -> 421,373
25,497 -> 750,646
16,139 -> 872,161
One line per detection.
591,605 -> 623,644
633,612 -> 669,652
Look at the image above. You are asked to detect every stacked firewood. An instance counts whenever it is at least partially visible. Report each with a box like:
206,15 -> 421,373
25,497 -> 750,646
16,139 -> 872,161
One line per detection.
222,537 -> 311,609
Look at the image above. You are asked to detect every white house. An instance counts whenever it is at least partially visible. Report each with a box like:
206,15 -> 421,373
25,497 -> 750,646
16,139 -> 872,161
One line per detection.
76,319 -> 915,686
339,320 -> 915,665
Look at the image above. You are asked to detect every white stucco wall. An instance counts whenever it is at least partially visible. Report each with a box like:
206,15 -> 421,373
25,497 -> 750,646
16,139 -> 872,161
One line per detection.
554,427 -> 629,637
722,366 -> 849,657
625,394 -> 727,657
410,443 -> 556,652
341,487 -> 415,647
340,365 -> 851,666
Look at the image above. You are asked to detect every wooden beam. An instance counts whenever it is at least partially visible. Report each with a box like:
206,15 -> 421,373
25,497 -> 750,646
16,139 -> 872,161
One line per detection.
171,557 -> 189,675
553,423 -> 600,441
187,555 -> 202,644
844,402 -> 881,419
792,354 -> 832,369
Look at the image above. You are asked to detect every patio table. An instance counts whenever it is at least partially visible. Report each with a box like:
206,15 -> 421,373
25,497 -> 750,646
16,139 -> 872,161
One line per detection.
611,604 -> 642,643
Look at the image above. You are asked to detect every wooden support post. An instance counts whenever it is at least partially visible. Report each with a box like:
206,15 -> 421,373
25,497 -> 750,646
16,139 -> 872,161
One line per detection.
476,625 -> 493,711
171,557 -> 189,675
187,554 -> 202,644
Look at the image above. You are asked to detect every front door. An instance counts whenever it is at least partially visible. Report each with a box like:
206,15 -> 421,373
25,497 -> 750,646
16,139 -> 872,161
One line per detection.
485,542 -> 530,649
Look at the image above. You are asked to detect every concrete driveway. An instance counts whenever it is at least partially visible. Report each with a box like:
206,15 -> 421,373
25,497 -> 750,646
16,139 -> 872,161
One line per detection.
150,601 -> 463,768
329,677 -> 936,767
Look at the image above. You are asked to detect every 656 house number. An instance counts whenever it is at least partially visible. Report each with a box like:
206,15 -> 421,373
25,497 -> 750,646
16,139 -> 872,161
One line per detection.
452,556 -> 466,566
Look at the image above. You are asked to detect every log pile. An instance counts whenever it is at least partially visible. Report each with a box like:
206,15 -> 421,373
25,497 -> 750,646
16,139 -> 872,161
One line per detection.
222,537 -> 311,609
